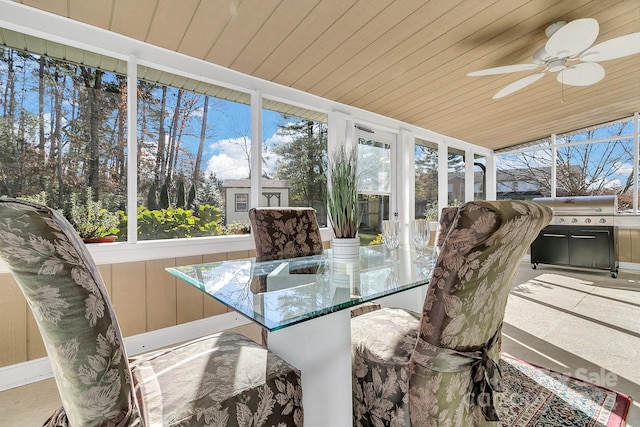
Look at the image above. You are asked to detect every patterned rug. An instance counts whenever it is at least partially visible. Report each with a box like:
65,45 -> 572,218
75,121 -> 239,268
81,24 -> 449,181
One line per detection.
498,354 -> 632,427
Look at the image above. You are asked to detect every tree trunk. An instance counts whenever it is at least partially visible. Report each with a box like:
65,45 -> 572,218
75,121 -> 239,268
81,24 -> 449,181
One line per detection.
38,57 -> 46,165
194,96 -> 208,185
156,85 -> 167,187
166,89 -> 183,184
81,67 -> 104,201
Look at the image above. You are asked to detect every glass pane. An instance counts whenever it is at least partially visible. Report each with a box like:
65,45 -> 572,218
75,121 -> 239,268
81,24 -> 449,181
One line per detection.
137,71 -> 250,239
357,194 -> 389,245
556,139 -> 634,212
556,117 -> 634,144
496,149 -> 552,199
358,138 -> 391,194
495,137 -> 551,154
447,148 -> 465,205
0,47 -> 127,240
415,139 -> 438,220
262,102 -> 328,227
474,155 -> 486,201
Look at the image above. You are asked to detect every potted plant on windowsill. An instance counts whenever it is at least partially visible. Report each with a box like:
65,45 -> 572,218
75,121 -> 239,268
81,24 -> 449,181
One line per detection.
67,188 -> 119,243
327,145 -> 360,260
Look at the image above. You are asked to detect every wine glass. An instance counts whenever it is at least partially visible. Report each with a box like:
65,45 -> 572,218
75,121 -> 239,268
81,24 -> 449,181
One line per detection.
382,219 -> 400,263
410,219 -> 430,263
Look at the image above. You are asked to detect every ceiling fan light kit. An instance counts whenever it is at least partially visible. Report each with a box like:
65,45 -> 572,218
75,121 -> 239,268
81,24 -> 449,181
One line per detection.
468,18 -> 640,99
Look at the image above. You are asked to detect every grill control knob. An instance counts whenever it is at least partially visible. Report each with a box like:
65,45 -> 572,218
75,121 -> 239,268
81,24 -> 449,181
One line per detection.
599,218 -> 606,224
571,218 -> 578,223
558,218 -> 565,224
585,218 -> 592,224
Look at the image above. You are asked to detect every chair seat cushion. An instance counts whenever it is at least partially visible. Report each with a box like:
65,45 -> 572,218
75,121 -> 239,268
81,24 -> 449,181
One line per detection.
351,308 -> 420,427
352,307 -> 421,363
130,332 -> 303,426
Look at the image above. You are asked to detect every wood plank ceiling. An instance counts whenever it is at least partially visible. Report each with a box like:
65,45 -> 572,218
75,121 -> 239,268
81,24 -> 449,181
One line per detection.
12,0 -> 640,151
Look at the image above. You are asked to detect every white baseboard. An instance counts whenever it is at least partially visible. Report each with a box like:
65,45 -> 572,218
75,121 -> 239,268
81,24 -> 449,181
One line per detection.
0,312 -> 250,392
618,261 -> 640,272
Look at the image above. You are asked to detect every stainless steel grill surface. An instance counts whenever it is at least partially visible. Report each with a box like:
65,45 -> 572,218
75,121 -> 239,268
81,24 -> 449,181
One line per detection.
532,195 -> 617,226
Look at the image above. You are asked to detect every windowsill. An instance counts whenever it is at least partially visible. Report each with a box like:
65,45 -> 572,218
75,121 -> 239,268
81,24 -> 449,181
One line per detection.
0,228 -> 336,274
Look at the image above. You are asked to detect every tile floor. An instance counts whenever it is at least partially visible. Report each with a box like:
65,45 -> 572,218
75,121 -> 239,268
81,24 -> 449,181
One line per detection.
1,261 -> 638,426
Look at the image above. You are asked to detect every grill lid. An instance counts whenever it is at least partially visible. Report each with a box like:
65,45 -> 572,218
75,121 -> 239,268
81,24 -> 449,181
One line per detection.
532,195 -> 618,216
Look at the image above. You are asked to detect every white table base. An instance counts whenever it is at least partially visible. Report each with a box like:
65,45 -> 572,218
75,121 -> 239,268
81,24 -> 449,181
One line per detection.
268,308 -> 352,427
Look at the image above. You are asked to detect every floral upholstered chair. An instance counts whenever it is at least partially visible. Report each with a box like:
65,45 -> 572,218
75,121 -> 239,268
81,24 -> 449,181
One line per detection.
0,199 -> 304,426
249,207 -> 379,320
352,200 -> 551,426
249,207 -> 324,263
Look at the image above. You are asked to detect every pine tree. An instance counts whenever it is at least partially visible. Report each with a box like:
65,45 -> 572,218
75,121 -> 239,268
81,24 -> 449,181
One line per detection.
147,182 -> 158,210
176,179 -> 186,208
159,181 -> 170,209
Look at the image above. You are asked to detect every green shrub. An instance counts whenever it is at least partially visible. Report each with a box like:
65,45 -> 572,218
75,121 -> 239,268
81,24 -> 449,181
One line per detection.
67,189 -> 119,239
117,204 -> 223,240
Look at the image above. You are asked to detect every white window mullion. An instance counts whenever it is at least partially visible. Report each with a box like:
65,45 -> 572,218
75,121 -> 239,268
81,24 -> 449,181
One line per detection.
634,112 -> 639,214
551,134 -> 557,198
250,91 -> 262,208
438,143 -> 448,215
485,152 -> 496,201
465,149 -> 474,202
127,55 -> 138,243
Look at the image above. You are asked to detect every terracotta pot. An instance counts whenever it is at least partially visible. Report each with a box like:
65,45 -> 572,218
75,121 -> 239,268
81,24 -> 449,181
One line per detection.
82,235 -> 118,244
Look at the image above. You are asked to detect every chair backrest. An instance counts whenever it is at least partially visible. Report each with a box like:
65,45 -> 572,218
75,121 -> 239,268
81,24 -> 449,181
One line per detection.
0,199 -> 139,425
249,207 -> 323,262
419,201 -> 551,351
436,206 -> 459,248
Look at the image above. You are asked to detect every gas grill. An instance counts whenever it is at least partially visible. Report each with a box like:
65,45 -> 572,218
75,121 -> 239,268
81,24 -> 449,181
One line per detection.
532,195 -> 617,226
530,196 -> 619,277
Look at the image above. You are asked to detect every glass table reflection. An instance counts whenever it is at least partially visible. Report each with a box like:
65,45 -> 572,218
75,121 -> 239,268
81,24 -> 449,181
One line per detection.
167,244 -> 434,426
167,245 -> 433,331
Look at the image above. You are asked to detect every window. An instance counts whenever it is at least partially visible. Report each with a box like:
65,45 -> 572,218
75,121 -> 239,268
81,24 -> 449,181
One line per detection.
262,99 -> 328,226
496,117 -> 638,213
235,194 -> 248,211
473,155 -> 486,200
447,148 -> 465,205
0,45 -> 128,237
136,66 -> 252,239
496,145 -> 552,200
556,119 -> 634,212
357,128 -> 396,241
415,139 -> 438,220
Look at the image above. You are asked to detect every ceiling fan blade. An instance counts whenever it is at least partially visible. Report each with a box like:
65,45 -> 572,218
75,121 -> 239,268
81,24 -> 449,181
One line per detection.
557,62 -> 605,86
493,72 -> 545,99
467,63 -> 539,76
580,32 -> 640,62
546,18 -> 599,58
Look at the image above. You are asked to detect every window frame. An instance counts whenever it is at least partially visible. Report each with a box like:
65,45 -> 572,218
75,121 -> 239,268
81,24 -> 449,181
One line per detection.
235,194 -> 249,212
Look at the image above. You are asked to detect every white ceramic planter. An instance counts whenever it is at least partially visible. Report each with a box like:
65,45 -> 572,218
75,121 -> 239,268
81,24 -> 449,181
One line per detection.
331,237 -> 361,297
331,237 -> 360,262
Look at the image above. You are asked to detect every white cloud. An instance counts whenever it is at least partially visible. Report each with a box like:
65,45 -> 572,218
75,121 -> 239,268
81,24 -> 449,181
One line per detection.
614,162 -> 633,176
204,131 -> 294,181
262,132 -> 289,175
205,137 -> 251,180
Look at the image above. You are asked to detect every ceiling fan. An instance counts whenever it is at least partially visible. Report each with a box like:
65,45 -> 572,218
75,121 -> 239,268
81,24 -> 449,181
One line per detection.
467,18 -> 640,99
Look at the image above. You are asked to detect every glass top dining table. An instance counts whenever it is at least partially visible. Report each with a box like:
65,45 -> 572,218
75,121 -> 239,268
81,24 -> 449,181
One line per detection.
166,244 -> 435,332
166,243 -> 435,426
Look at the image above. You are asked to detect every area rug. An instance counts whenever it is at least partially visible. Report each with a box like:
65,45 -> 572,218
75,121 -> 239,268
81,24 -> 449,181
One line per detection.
498,354 -> 632,427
